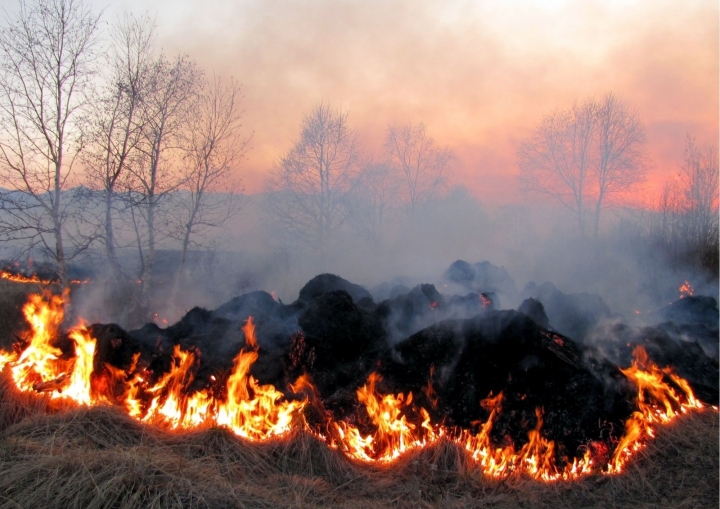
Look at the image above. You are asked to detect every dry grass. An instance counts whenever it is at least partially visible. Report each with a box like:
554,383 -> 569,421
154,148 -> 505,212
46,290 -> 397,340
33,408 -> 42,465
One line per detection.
0,373 -> 717,509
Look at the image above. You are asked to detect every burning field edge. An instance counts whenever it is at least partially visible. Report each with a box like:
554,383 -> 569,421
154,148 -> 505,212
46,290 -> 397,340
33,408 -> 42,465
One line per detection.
0,373 -> 717,509
0,280 -> 718,508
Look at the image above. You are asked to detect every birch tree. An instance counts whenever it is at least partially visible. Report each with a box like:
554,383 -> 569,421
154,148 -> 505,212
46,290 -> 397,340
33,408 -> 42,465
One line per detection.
0,0 -> 100,288
83,13 -> 154,281
169,75 -> 249,300
265,103 -> 360,257
385,123 -> 451,218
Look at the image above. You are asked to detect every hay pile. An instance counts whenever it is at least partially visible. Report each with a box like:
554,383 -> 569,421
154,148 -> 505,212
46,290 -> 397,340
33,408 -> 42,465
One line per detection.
0,373 -> 717,509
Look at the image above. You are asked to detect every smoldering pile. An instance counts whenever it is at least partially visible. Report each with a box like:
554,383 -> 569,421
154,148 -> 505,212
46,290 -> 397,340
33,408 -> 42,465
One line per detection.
40,261 -> 720,468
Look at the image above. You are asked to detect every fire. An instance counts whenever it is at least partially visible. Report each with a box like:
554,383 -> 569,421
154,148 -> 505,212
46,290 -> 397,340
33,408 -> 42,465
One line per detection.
608,346 -> 704,473
63,326 -> 97,405
332,373 -> 438,462
457,393 -> 594,481
1,270 -> 54,285
10,291 -> 67,389
0,270 -> 89,285
0,292 -> 711,483
0,293 -> 305,439
215,317 -> 306,440
679,281 -> 694,299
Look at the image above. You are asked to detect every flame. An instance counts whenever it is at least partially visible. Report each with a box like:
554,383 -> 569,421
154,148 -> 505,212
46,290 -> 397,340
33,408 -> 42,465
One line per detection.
1,270 -> 54,285
63,326 -> 97,405
11,291 -> 67,389
608,346 -> 704,473
332,373 -> 438,462
216,317 -> 305,439
0,270 -> 88,285
0,292 -> 711,483
679,281 -> 694,299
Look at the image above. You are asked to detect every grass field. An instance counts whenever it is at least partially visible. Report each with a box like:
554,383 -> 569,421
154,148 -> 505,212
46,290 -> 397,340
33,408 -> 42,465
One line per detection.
0,281 -> 717,508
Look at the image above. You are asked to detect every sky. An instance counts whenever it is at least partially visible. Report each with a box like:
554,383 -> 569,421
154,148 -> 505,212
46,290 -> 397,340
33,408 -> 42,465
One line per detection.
5,0 -> 717,206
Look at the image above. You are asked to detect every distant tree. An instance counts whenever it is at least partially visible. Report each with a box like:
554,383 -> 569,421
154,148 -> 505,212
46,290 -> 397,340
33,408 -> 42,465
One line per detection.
124,52 -> 200,310
385,123 -> 451,218
265,103 -> 360,258
83,13 -> 155,281
592,93 -> 646,238
0,0 -> 101,289
647,135 -> 718,275
518,100 -> 598,237
169,75 -> 250,301
347,163 -> 398,246
518,93 -> 647,239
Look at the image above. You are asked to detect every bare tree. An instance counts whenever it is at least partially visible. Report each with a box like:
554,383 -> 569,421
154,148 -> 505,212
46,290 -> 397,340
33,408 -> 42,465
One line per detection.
83,13 -> 154,281
0,0 -> 100,288
592,93 -> 646,238
265,103 -> 360,258
125,53 -> 200,309
169,75 -> 250,301
518,94 -> 646,239
678,135 -> 718,270
518,100 -> 596,237
645,135 -> 718,275
385,123 -> 451,218
347,163 -> 398,247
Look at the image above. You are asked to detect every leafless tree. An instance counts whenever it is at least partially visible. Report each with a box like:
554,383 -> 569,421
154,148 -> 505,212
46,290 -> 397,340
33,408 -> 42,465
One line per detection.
346,163 -> 398,247
518,100 -> 596,237
679,136 -> 718,254
169,75 -> 250,301
646,135 -> 718,275
518,94 -> 646,239
0,0 -> 100,289
125,53 -> 200,309
265,103 -> 360,257
83,13 -> 154,281
592,93 -> 646,238
385,123 -> 451,218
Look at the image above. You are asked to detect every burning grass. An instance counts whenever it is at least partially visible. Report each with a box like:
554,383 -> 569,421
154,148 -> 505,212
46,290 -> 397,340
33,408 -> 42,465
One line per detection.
0,376 -> 717,509
0,286 -> 717,507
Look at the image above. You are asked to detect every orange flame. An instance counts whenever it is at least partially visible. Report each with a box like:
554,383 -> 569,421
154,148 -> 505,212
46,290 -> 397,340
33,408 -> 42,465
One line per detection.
0,270 -> 88,285
0,292 -> 711,483
216,317 -> 305,439
11,291 -> 67,389
332,373 -> 438,462
63,326 -> 97,405
608,346 -> 704,473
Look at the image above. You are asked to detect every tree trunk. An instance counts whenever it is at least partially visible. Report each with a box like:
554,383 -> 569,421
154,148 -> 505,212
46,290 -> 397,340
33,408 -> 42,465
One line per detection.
105,190 -> 123,280
593,190 -> 605,240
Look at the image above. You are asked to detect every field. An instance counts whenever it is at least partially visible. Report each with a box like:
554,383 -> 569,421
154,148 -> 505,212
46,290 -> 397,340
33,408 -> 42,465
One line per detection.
0,281 -> 717,509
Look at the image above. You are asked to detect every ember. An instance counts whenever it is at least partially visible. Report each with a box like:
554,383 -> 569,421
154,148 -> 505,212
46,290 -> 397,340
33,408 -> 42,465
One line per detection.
679,281 -> 694,299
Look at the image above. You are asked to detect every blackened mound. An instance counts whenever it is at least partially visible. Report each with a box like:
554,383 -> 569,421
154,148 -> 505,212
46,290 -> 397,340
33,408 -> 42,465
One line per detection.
298,274 -> 372,304
375,310 -> 634,461
518,298 -> 550,329
655,296 -> 719,327
523,282 -> 615,342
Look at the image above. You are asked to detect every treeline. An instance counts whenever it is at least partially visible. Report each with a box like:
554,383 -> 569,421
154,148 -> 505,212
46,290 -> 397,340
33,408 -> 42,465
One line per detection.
0,2 -> 249,315
0,0 -> 716,322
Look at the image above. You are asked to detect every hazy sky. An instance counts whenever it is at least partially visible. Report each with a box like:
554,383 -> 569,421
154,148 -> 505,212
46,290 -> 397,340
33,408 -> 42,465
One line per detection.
5,0 -> 718,205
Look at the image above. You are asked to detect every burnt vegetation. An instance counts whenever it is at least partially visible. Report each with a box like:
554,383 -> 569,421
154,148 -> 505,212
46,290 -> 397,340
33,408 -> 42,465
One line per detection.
0,0 -> 717,507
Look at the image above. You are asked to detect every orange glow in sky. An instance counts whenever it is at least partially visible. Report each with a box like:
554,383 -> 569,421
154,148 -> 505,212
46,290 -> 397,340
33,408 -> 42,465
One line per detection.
94,0 -> 717,206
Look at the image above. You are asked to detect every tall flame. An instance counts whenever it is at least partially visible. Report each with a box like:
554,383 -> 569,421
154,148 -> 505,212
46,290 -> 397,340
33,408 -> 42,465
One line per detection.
215,317 -> 306,439
608,346 -> 704,473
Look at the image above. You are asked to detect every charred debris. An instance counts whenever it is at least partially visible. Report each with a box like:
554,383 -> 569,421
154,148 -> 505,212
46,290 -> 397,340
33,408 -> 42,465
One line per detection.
45,261 -> 719,465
